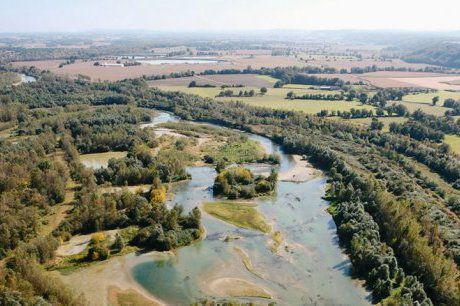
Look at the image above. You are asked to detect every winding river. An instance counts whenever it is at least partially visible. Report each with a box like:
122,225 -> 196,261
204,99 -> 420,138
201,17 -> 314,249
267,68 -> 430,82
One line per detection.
130,112 -> 371,305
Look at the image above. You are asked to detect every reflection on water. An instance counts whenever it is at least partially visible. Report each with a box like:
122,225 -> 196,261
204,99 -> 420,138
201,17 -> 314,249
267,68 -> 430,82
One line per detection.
20,74 -> 36,83
80,151 -> 127,169
140,112 -> 179,129
131,112 -> 371,305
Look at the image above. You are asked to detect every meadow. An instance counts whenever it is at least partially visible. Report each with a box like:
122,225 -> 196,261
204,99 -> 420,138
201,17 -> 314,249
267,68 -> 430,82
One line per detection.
157,85 -> 376,115
148,74 -> 277,88
445,134 -> 460,155
403,90 -> 460,105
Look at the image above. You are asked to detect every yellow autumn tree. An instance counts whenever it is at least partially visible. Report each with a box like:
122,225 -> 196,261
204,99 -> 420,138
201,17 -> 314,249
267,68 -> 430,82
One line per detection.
151,185 -> 167,204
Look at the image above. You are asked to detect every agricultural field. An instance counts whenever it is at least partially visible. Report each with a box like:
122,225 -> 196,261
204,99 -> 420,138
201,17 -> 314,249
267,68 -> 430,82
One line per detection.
156,85 -> 375,114
11,55 -> 303,81
359,71 -> 460,90
148,73 -> 277,88
295,54 -> 433,70
403,90 -> 460,105
445,134 -> 460,155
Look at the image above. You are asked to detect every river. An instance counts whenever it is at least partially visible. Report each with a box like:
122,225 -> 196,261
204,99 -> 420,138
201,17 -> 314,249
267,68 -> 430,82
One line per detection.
130,112 -> 371,305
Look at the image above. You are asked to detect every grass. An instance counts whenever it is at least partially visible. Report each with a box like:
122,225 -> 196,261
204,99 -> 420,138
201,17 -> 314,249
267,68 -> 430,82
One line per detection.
203,201 -> 271,233
399,90 -> 460,116
395,101 -> 447,116
201,138 -> 265,164
403,90 -> 460,106
445,134 -> 460,155
270,231 -> 283,253
158,85 -> 376,115
157,121 -> 266,164
341,116 -> 409,132
256,75 -> 278,84
234,247 -> 263,278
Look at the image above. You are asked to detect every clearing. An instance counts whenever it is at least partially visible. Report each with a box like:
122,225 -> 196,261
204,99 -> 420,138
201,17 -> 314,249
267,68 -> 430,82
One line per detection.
445,135 -> 460,155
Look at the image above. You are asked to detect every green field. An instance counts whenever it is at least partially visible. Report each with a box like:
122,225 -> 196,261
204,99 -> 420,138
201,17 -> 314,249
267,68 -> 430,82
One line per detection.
395,101 -> 447,116
256,75 -> 278,84
342,116 -> 408,132
158,86 -> 375,115
445,134 -> 460,155
203,201 -> 271,233
403,90 -> 460,106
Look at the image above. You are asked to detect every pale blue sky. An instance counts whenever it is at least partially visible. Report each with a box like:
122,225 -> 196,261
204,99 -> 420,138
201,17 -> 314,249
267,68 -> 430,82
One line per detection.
0,0 -> 459,33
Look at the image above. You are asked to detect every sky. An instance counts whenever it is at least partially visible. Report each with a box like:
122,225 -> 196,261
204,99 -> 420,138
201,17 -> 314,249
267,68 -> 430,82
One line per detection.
0,0 -> 459,33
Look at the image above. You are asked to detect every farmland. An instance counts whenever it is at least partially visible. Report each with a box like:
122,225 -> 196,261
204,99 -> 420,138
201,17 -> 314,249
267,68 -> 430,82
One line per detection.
445,134 -> 460,155
148,73 -> 278,87
155,85 -> 376,114
1,26 -> 460,306
358,71 -> 460,90
11,55 -> 303,81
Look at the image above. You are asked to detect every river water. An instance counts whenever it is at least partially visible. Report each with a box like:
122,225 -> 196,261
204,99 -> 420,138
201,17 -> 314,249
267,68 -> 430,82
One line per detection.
131,112 -> 371,305
20,74 -> 36,83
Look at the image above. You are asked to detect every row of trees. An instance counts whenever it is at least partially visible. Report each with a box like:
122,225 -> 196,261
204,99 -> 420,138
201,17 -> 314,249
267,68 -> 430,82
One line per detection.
287,91 -> 344,101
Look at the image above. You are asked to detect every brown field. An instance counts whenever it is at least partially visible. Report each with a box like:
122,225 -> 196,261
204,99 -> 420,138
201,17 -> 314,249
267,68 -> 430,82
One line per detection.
148,74 -> 276,88
358,72 -> 460,90
298,55 -> 431,70
12,55 -> 303,81
445,79 -> 460,85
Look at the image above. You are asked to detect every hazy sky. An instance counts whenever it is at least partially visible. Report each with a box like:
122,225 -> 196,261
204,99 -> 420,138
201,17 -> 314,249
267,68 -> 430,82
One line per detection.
0,0 -> 459,33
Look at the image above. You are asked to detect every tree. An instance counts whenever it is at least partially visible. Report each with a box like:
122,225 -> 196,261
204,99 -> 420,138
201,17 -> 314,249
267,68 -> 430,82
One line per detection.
260,87 -> 268,95
188,81 -> 197,88
112,234 -> 125,252
370,118 -> 384,130
432,96 -> 439,106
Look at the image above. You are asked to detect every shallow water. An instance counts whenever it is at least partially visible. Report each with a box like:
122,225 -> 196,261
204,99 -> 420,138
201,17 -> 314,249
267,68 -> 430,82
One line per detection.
80,151 -> 127,169
139,111 -> 179,129
131,113 -> 371,305
20,74 -> 36,83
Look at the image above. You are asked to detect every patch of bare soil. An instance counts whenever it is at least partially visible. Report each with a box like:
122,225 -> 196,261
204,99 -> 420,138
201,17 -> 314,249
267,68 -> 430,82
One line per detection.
278,155 -> 321,182
207,277 -> 272,299
58,254 -> 166,306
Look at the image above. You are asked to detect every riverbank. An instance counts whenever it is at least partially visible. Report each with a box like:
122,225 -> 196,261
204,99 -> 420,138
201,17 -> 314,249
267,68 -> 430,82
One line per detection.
58,252 -> 167,306
278,154 -> 321,182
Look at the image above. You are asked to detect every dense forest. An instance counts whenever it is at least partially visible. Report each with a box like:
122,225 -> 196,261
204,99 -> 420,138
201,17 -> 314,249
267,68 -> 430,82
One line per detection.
0,67 -> 459,305
403,42 -> 460,68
